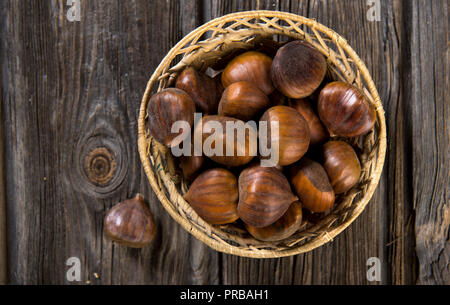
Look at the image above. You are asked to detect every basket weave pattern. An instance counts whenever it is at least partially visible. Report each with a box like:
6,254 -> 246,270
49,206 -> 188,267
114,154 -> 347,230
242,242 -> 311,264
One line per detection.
138,11 -> 386,258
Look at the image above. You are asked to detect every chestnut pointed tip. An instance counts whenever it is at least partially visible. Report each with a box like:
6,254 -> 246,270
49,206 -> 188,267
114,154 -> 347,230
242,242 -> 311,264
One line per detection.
134,193 -> 145,202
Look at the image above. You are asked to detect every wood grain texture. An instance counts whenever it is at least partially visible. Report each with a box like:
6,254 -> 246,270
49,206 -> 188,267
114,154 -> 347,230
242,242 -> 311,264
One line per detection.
407,0 -> 449,285
0,0 -> 447,285
0,94 -> 6,285
382,0 -> 417,285
0,0 -> 7,281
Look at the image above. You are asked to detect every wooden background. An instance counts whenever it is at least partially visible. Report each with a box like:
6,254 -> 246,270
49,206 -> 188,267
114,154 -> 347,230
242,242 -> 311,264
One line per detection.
0,0 -> 448,285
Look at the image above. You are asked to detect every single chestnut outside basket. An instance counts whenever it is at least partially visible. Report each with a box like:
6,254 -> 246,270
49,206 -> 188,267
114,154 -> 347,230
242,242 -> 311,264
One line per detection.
138,11 -> 387,258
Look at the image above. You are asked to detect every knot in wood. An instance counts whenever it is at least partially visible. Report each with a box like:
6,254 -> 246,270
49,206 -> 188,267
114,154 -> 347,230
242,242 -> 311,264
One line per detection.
84,147 -> 117,186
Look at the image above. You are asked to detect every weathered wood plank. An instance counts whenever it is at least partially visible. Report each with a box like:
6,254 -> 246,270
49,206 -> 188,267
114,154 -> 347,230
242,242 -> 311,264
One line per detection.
0,0 -> 7,283
0,88 -> 6,285
408,0 -> 449,285
2,0 -> 63,284
382,0 -> 418,285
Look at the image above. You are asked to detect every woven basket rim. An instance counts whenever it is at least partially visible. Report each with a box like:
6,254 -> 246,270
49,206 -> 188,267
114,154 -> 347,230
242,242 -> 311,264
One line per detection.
138,10 -> 387,258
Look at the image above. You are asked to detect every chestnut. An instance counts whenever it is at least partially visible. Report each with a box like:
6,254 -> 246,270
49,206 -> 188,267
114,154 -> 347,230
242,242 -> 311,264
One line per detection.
288,98 -> 329,145
104,194 -> 156,248
260,106 -> 310,166
318,81 -> 376,137
290,158 -> 335,213
193,115 -> 256,167
184,168 -> 239,225
147,88 -> 195,147
321,140 -> 361,194
271,40 -> 327,98
218,81 -> 271,121
179,144 -> 205,182
238,164 -> 298,228
175,67 -> 221,114
245,200 -> 303,241
221,51 -> 274,95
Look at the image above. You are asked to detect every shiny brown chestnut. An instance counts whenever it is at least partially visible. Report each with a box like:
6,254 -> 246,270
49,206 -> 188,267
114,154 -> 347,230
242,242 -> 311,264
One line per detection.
322,141 -> 361,194
260,106 -> 310,166
290,158 -> 335,213
238,164 -> 298,228
147,88 -> 195,147
184,168 -> 239,225
218,81 -> 271,121
222,51 -> 274,95
179,144 -> 205,182
271,40 -> 327,98
318,81 -> 376,137
245,200 -> 303,241
288,98 -> 329,145
104,194 -> 156,248
175,67 -> 221,114
193,115 -> 256,167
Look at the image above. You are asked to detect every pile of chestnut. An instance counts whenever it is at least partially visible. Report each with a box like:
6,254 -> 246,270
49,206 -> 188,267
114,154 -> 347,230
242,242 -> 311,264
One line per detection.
147,40 -> 376,242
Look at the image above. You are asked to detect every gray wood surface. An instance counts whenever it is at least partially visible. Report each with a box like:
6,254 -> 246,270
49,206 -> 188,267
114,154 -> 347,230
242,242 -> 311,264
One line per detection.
0,0 -> 448,285
0,44 -> 6,284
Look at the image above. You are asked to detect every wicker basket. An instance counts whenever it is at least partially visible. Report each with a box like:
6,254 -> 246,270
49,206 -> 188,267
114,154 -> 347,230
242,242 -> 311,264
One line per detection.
138,11 -> 386,258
